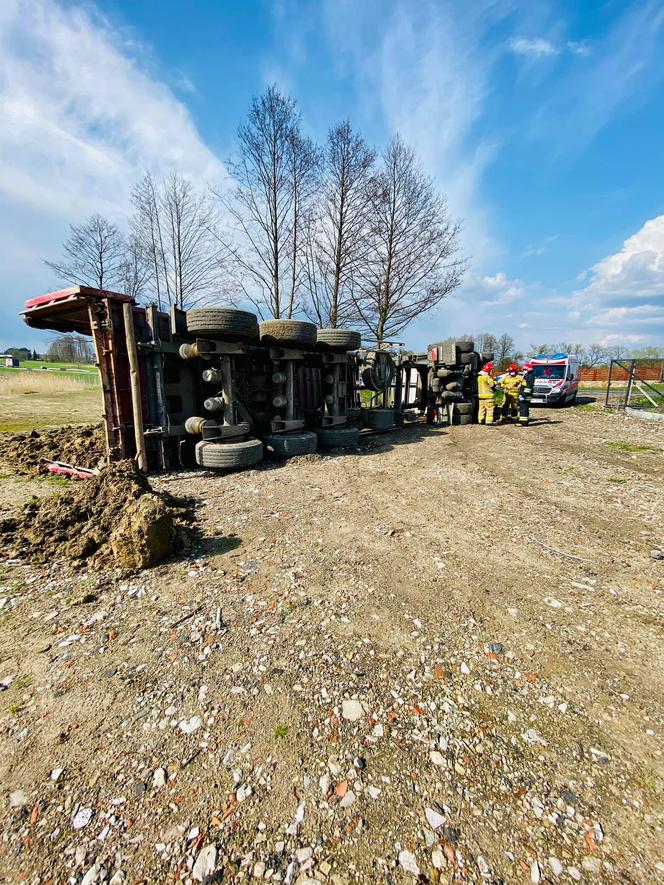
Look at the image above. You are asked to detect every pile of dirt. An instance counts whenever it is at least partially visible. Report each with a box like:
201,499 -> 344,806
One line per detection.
0,461 -> 182,572
0,424 -> 106,475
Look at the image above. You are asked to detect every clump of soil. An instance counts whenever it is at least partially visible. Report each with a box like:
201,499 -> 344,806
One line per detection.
0,425 -> 106,475
0,461 -> 182,572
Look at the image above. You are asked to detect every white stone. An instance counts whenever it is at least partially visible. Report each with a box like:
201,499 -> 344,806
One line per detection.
72,807 -> 93,830
319,774 -> 331,796
179,715 -> 202,734
109,873 -> 126,885
429,751 -> 445,766
193,845 -> 218,882
431,847 -> 445,870
295,847 -> 313,863
81,864 -> 101,885
153,768 -> 167,788
9,790 -> 28,808
460,662 -> 470,675
531,860 -> 541,883
339,790 -> 356,809
399,850 -> 420,876
548,857 -> 563,877
253,861 -> 266,878
425,807 -> 445,830
341,699 -> 365,721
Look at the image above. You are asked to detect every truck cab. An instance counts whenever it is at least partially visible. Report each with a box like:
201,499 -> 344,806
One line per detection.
530,353 -> 580,405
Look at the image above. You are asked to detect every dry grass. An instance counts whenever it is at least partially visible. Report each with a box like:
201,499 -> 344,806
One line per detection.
0,371 -> 98,396
0,373 -> 102,432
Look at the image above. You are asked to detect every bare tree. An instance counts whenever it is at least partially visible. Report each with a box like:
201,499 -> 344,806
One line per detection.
119,233 -> 150,301
304,121 -> 375,328
496,333 -> 516,367
46,214 -> 125,291
131,171 -> 221,310
352,136 -> 464,343
47,333 -> 95,364
217,86 -> 305,319
605,343 -> 630,363
286,130 -> 320,317
528,342 -> 550,356
581,343 -> 608,368
470,332 -> 498,354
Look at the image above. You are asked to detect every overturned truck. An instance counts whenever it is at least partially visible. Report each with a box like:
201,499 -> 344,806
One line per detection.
22,288 -> 490,471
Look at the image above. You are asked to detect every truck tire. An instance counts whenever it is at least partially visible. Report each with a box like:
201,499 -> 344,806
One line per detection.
362,408 -> 395,430
456,340 -> 474,353
456,402 -> 473,415
263,431 -> 318,457
316,328 -> 361,351
187,307 -> 259,340
452,414 -> 473,426
459,352 -> 475,365
315,426 -> 360,448
195,438 -> 263,470
259,319 -> 317,347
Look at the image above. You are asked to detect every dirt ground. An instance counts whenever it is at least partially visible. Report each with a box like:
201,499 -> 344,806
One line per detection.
0,405 -> 662,884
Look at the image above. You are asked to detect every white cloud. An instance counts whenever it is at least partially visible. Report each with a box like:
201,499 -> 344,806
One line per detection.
0,0 -> 224,222
476,271 -> 527,305
0,0 -> 225,349
507,37 -> 558,58
566,40 -> 591,57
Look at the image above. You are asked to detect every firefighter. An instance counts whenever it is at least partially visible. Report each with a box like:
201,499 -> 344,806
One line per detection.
518,361 -> 535,426
500,363 -> 523,423
477,361 -> 497,425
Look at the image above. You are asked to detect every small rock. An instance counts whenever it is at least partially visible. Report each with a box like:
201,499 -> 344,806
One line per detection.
650,549 -> 664,560
72,807 -> 93,830
9,790 -> 28,808
531,860 -> 541,883
339,790 -> 356,809
425,807 -> 446,830
133,782 -> 147,796
431,846 -> 445,870
81,864 -> 101,885
193,845 -> 218,882
548,857 -> 563,877
153,768 -> 167,788
429,751 -> 445,766
341,699 -> 365,721
353,756 -> 366,769
179,715 -> 202,734
399,850 -> 420,876
253,861 -> 266,878
295,847 -> 313,863
486,642 -> 503,654
460,662 -> 470,675
236,783 -> 252,802
103,667 -> 117,678
560,789 -> 578,805
319,774 -> 331,795
109,873 -> 126,885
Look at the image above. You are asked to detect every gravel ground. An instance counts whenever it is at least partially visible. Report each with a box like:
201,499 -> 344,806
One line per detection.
0,406 -> 663,884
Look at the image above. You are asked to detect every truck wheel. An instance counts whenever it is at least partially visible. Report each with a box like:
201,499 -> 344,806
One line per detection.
187,307 -> 259,339
315,426 -> 360,448
195,438 -> 263,470
259,319 -> 317,347
456,340 -> 474,353
316,328 -> 362,351
459,352 -> 475,365
263,431 -> 318,457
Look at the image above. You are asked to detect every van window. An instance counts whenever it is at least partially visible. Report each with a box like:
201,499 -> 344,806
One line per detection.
534,365 -> 565,379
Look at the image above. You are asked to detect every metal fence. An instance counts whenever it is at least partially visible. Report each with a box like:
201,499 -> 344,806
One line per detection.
605,359 -> 664,409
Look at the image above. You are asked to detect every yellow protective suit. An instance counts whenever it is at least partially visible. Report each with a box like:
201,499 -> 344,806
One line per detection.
477,372 -> 496,424
500,373 -> 524,421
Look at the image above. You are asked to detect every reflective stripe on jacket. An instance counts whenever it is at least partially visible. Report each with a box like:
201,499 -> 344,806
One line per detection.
477,372 -> 496,399
501,373 -> 524,396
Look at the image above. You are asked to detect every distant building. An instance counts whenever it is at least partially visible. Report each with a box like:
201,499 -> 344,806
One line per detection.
1,354 -> 19,367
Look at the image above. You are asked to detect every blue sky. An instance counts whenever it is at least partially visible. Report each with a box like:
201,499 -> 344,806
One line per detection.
1,0 -> 664,353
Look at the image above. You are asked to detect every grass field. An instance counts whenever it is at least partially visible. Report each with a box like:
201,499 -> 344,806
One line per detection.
0,359 -> 97,374
0,371 -> 102,431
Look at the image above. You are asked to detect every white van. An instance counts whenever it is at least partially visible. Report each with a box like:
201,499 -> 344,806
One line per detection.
530,353 -> 580,405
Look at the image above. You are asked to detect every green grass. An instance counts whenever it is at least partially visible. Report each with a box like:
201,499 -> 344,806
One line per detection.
605,441 -> 657,453
3,359 -> 97,372
274,725 -> 289,738
608,476 -> 627,484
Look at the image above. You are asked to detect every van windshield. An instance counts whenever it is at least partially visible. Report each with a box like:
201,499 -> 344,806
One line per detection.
534,365 -> 565,379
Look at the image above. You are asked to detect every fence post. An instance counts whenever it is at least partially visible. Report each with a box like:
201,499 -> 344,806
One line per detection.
605,361 -> 613,407
625,359 -> 636,408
